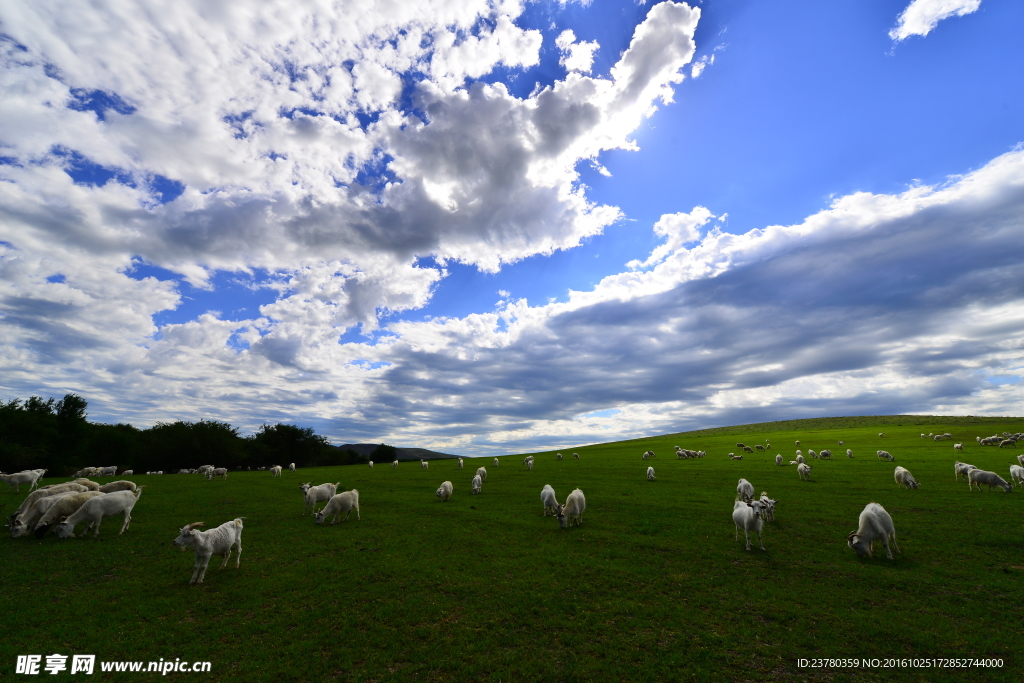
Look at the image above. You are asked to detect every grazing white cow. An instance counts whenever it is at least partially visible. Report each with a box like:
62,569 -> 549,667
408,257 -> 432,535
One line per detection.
647,466 -> 656,481
556,489 -> 585,528
540,485 -> 559,516
316,490 -> 360,524
471,474 -> 482,495
55,488 -> 143,538
436,481 -> 453,502
848,503 -> 899,560
968,469 -> 1012,492
894,466 -> 919,489
98,480 -> 137,493
29,491 -> 106,538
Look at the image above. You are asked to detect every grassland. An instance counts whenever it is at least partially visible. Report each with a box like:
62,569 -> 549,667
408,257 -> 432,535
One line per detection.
3,416 -> 1023,682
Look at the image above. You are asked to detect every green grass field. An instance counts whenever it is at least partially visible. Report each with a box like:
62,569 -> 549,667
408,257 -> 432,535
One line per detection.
3,416 -> 1023,681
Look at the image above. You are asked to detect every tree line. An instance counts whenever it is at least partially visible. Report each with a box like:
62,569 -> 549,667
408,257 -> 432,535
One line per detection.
0,394 -> 373,475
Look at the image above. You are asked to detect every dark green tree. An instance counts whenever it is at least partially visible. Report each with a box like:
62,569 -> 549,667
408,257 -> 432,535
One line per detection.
370,443 -> 398,462
139,420 -> 246,472
247,423 -> 334,467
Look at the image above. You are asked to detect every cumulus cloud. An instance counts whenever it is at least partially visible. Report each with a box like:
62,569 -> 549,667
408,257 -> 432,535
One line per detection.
628,206 -> 715,269
889,0 -> 981,41
342,148 -> 1024,452
3,146 -> 1023,452
0,0 -> 704,437
5,0 -> 1020,455
555,29 -> 600,74
0,0 -> 701,311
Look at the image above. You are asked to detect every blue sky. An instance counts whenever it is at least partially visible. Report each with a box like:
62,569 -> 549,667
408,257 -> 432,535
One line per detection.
1,0 -> 1022,455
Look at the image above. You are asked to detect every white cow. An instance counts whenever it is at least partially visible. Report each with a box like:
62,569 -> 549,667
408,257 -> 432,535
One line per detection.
55,488 -> 143,538
540,485 -> 559,516
172,518 -> 244,584
732,499 -> 767,551
893,466 -> 919,489
316,490 -> 360,524
848,503 -> 899,560
556,489 -> 585,528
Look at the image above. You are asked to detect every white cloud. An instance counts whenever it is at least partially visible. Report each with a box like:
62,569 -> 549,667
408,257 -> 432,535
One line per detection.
344,148 -> 1024,452
3,146 -> 1023,453
6,1 -> 1019,456
555,29 -> 599,74
0,0 -> 701,315
889,0 -> 981,41
628,206 -> 714,269
0,0 -> 705,442
690,53 -> 714,78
